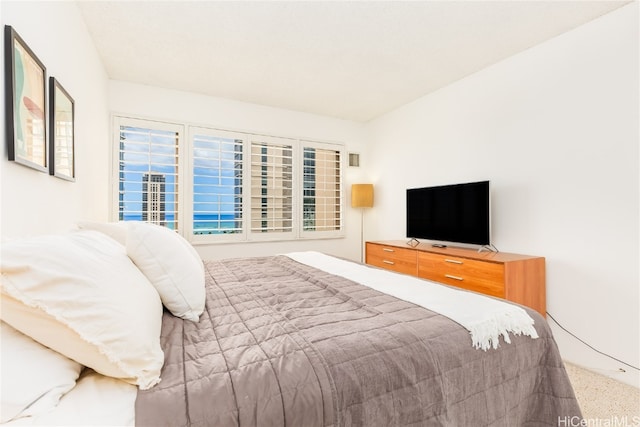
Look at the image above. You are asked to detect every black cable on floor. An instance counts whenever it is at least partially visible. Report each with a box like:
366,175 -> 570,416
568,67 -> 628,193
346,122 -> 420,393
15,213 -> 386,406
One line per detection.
546,311 -> 640,372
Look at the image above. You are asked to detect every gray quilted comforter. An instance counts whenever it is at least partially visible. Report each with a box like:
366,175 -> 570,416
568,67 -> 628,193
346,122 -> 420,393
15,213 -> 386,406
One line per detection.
136,255 -> 581,426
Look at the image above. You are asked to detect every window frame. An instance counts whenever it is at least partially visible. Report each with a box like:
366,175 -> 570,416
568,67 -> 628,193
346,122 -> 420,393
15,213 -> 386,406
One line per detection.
111,115 -> 345,244
186,126 -> 249,244
298,139 -> 345,240
247,134 -> 298,242
111,115 -> 186,233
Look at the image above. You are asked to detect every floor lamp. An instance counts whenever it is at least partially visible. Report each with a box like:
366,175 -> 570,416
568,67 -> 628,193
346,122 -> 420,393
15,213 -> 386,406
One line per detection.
351,184 -> 374,263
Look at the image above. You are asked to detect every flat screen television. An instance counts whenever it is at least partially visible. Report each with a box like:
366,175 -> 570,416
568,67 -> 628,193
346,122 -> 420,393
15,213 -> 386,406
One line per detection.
406,181 -> 490,246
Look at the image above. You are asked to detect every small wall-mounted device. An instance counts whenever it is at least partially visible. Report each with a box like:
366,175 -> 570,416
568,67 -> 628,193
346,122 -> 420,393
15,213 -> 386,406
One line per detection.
348,152 -> 360,167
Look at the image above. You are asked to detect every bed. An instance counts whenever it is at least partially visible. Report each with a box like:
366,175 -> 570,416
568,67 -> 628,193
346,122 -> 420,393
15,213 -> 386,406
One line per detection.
0,223 -> 582,426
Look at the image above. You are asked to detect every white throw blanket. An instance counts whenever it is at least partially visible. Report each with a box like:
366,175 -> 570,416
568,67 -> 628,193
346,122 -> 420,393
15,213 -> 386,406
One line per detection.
285,251 -> 539,351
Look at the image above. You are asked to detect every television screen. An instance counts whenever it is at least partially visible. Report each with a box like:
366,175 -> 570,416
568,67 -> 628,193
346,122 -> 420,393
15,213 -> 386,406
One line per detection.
406,181 -> 490,245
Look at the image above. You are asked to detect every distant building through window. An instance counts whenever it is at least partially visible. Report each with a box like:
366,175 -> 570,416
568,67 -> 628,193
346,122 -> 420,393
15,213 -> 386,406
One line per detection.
142,173 -> 166,226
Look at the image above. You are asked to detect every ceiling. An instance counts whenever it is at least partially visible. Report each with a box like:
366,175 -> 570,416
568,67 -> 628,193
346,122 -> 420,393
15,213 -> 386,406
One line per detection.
77,1 -> 630,122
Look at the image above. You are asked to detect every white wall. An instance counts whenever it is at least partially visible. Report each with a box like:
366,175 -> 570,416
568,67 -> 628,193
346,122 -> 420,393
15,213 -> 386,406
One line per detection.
109,81 -> 369,261
367,3 -> 639,386
0,1 -> 110,238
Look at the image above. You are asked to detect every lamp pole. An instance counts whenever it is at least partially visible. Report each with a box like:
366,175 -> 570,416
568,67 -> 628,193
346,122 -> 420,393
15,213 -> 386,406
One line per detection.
351,183 -> 374,264
360,208 -> 365,263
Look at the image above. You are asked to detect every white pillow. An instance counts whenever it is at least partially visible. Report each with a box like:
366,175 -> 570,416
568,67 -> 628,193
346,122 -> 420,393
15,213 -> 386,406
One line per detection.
76,220 -> 127,246
78,221 -> 206,322
0,230 -> 164,389
125,222 -> 205,322
0,322 -> 83,423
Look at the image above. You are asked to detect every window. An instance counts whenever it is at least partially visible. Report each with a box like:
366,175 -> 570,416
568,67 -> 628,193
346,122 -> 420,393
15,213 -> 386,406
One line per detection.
302,142 -> 342,233
191,129 -> 244,236
114,117 -> 183,231
250,137 -> 294,236
113,117 -> 343,242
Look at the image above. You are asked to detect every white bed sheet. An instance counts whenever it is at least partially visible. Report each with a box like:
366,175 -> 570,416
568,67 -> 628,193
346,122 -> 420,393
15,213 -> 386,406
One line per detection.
3,369 -> 136,427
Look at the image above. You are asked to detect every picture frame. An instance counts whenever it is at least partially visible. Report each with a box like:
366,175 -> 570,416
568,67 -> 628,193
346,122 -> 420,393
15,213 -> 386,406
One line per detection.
49,77 -> 75,181
4,25 -> 47,172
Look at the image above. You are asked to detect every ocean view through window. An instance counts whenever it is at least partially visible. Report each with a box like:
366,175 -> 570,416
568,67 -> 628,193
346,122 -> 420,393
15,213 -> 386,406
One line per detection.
113,116 -> 344,242
192,132 -> 243,235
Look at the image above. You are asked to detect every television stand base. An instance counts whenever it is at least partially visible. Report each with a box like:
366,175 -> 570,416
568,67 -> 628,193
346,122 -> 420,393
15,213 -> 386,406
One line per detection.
407,238 -> 420,247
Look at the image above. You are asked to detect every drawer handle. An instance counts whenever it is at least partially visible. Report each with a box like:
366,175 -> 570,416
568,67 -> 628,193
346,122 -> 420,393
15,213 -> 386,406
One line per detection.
445,274 -> 463,281
383,248 -> 395,252
383,260 -> 395,265
445,259 -> 463,264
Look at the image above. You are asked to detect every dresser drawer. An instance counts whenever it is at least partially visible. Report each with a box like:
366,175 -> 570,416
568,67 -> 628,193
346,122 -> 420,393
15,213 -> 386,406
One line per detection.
366,243 -> 417,276
417,252 -> 505,297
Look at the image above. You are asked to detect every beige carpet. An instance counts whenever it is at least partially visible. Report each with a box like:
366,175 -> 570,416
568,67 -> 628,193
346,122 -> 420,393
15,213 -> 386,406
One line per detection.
565,362 -> 640,423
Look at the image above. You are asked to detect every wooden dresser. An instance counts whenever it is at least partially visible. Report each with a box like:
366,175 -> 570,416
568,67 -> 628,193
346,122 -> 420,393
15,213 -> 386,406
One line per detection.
365,240 -> 546,316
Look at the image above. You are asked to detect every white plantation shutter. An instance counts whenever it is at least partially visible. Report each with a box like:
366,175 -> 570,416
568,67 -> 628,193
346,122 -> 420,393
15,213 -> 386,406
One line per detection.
250,138 -> 294,235
302,142 -> 342,235
192,130 -> 244,236
115,118 -> 183,231
113,116 -> 344,241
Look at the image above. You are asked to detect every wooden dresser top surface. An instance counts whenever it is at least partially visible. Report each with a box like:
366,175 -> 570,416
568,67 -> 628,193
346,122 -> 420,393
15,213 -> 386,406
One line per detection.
367,240 -> 544,263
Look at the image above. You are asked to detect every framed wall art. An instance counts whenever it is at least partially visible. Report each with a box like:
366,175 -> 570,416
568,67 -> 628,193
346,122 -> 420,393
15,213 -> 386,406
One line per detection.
49,77 -> 75,181
4,25 -> 48,172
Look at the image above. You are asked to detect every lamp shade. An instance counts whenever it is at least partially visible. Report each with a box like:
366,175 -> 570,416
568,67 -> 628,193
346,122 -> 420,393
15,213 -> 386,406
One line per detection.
351,184 -> 374,208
